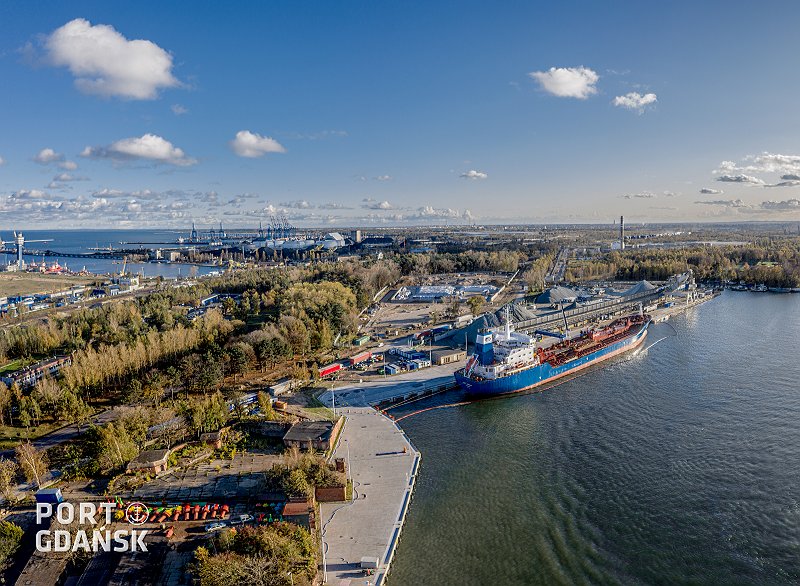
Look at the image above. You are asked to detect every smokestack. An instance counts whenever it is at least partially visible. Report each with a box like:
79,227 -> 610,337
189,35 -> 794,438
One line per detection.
620,215 -> 625,250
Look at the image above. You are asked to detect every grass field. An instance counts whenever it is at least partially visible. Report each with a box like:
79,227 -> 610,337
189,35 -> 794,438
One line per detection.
0,358 -> 34,374
0,273 -> 97,298
0,422 -> 63,449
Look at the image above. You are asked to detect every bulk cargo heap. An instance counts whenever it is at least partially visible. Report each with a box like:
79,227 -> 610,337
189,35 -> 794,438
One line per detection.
454,310 -> 650,396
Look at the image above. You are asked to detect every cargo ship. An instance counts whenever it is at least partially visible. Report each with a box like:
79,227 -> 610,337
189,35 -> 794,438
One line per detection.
454,311 -> 650,396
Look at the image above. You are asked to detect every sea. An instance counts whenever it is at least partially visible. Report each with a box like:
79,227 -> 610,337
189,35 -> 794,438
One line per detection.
2,229 -> 220,278
389,292 -> 800,585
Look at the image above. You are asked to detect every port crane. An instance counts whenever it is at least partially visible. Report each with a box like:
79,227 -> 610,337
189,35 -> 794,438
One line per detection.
1,232 -> 53,270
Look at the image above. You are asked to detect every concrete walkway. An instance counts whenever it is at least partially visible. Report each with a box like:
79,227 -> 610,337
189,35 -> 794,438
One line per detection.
320,407 -> 420,586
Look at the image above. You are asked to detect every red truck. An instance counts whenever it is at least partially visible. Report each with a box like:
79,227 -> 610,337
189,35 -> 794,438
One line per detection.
318,363 -> 342,378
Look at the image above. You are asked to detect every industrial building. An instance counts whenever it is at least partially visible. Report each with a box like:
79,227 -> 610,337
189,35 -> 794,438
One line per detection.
431,348 -> 467,365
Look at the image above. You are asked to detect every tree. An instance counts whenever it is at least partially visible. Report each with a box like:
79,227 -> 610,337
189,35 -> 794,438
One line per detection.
15,442 -> 48,488
0,383 -> 11,426
467,295 -> 485,316
282,468 -> 312,499
257,391 -> 277,421
228,342 -> 253,381
0,458 -> 18,501
57,390 -> 93,430
0,521 -> 23,571
95,422 -> 139,472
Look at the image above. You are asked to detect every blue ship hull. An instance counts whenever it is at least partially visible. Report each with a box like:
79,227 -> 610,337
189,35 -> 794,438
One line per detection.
454,321 -> 649,396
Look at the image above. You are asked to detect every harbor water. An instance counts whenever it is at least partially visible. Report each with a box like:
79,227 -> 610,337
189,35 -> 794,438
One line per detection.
2,229 -> 220,278
390,292 -> 800,585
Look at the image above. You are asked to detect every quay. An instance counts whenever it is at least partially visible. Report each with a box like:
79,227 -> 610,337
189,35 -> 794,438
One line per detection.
320,406 -> 419,585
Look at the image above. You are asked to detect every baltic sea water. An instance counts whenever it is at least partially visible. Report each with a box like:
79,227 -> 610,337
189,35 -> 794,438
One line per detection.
390,292 -> 800,585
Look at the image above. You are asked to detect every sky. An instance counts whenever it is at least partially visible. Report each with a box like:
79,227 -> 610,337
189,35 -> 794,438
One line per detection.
1,0 -> 800,229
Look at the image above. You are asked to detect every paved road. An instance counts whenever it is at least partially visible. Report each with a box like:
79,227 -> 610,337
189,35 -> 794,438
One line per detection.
320,407 -> 419,586
317,363 -> 461,408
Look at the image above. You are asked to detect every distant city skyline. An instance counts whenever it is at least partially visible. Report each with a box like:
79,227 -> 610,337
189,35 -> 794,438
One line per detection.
1,1 -> 800,228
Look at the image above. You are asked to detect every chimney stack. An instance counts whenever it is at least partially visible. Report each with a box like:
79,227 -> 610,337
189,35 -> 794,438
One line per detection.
620,215 -> 625,250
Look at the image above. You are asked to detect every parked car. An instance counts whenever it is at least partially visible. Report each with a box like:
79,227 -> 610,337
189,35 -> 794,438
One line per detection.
230,514 -> 254,526
205,521 -> 227,533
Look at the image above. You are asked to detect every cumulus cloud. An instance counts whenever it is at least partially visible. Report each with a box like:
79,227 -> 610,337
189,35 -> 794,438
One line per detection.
716,174 -> 765,185
44,18 -> 179,99
761,198 -> 800,211
613,92 -> 657,112
171,103 -> 188,115
0,156 -> 5,166
460,169 -> 488,180
528,66 -> 599,99
375,175 -> 392,182
279,200 -> 313,209
714,153 -> 800,184
700,188 -> 723,195
362,199 -> 393,210
34,148 -> 64,164
53,172 -> 87,182
59,160 -> 78,170
10,189 -> 52,201
415,206 -> 461,218
230,130 -> 286,158
82,133 -> 196,166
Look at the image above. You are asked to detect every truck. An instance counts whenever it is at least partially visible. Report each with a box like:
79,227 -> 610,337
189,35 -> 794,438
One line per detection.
318,363 -> 343,378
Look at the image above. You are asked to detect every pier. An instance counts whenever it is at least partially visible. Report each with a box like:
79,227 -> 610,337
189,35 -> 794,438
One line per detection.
320,407 -> 420,586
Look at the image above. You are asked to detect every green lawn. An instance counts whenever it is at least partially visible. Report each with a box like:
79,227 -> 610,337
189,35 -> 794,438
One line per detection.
0,359 -> 33,374
0,421 -> 63,449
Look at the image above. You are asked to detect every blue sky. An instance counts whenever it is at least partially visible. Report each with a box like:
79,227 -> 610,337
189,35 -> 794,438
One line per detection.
1,0 -> 800,228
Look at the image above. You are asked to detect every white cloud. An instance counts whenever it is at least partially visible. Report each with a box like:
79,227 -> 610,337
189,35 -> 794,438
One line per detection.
52,172 -> 87,182
695,199 -> 750,208
82,133 -> 196,166
761,198 -> 800,211
0,156 -> 5,166
375,175 -> 392,182
362,200 -> 393,210
416,206 -> 461,218
621,191 -> 657,199
700,188 -> 723,195
59,160 -> 78,170
171,104 -> 188,115
460,169 -> 488,180
34,148 -> 64,164
279,200 -> 313,209
528,66 -> 599,99
44,18 -> 179,99
230,130 -> 286,158
613,92 -> 657,112
318,202 -> 352,210
10,189 -> 51,200
716,174 -> 765,185
765,180 -> 800,188
714,153 -> 800,181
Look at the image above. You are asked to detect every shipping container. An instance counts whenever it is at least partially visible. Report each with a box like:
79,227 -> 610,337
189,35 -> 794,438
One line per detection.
348,351 -> 372,366
35,488 -> 64,504
318,363 -> 343,378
